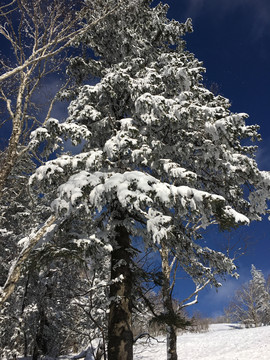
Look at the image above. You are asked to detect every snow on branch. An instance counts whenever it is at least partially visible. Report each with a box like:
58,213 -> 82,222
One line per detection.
29,118 -> 92,153
179,279 -> 211,309
0,215 -> 59,307
46,170 -> 249,237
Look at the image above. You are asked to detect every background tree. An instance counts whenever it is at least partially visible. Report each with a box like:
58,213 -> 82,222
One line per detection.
225,265 -> 270,327
156,241 -> 210,360
250,265 -> 270,325
225,282 -> 261,327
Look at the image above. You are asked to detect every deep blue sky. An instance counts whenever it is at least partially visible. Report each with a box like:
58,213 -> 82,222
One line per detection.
162,0 -> 270,317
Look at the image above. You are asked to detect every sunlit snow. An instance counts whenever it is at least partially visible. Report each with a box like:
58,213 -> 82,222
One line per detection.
17,323 -> 270,360
133,323 -> 270,360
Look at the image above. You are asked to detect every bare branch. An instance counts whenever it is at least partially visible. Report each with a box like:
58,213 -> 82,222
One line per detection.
133,332 -> 165,344
0,0 -> 123,198
0,0 -> 16,10
169,258 -> 178,293
0,1 -> 120,83
0,215 -> 57,307
179,279 -> 211,309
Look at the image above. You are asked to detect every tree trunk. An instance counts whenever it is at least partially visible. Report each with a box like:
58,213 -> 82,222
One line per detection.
108,225 -> 133,360
161,242 -> 178,360
166,324 -> 177,360
0,92 -> 24,199
32,307 -> 49,360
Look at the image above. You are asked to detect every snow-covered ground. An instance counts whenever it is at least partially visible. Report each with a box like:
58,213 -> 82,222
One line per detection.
134,323 -> 270,360
16,324 -> 270,359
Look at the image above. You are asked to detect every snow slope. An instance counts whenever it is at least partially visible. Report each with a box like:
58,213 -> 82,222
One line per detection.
16,324 -> 270,359
134,324 -> 270,360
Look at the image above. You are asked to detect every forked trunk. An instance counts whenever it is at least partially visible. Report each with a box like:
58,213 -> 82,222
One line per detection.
108,225 -> 133,360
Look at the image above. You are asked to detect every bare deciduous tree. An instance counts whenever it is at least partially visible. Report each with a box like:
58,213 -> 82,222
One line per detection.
0,0 -> 120,197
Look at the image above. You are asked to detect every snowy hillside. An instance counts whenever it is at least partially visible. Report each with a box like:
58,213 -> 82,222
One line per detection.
17,323 -> 270,359
134,324 -> 270,360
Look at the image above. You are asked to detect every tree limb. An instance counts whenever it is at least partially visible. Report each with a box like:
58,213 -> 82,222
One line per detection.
0,2 -> 120,83
0,215 -> 57,307
179,279 -> 211,309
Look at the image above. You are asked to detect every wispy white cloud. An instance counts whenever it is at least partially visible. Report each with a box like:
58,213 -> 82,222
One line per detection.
196,270 -> 251,317
200,261 -> 270,317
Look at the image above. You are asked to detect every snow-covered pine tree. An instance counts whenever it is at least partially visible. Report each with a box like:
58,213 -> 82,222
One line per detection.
19,0 -> 270,358
225,265 -> 270,327
251,265 -> 270,325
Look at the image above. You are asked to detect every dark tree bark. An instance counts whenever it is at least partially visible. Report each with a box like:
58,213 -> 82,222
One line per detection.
32,307 -> 49,360
166,323 -> 177,360
108,224 -> 133,360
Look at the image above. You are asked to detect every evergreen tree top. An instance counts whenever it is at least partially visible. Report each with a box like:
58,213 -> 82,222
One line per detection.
29,0 -> 270,285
